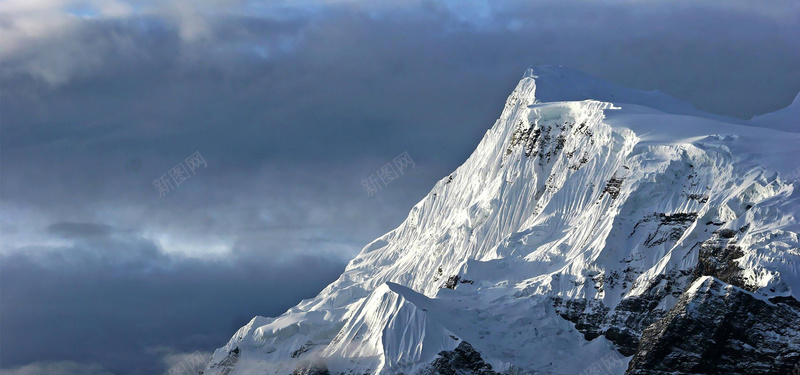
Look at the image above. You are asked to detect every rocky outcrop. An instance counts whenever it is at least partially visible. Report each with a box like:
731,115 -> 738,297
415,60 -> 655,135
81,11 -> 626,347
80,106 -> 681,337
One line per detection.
602,175 -> 625,200
693,226 -> 752,291
291,363 -> 330,375
630,212 -> 698,248
553,267 -> 695,357
202,347 -> 238,375
627,277 -> 800,375
442,275 -> 475,290
421,342 -> 499,375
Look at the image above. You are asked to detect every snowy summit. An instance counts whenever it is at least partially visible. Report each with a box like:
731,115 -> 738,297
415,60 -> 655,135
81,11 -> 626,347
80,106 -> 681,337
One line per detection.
201,66 -> 800,375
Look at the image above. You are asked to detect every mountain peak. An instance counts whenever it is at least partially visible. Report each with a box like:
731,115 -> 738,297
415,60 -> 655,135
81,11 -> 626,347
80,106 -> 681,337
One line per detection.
201,67 -> 800,375
523,65 -> 697,115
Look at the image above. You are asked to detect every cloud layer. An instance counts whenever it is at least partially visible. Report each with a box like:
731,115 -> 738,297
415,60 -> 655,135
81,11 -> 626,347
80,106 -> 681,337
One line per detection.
0,234 -> 345,374
1,0 -> 798,374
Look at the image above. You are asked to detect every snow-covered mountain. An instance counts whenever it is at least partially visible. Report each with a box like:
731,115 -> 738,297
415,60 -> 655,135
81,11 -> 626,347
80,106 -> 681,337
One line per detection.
202,66 -> 800,375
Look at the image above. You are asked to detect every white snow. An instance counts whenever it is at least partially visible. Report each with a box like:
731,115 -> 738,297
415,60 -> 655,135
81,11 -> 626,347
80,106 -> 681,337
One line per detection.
203,66 -> 800,375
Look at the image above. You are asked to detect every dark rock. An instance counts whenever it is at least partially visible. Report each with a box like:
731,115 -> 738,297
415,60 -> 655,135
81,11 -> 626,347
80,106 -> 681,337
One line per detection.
552,298 -> 609,341
603,327 -> 640,357
433,266 -> 444,283
575,122 -> 593,137
693,229 -> 751,291
553,268 -> 693,356
207,347 -> 239,375
291,341 -> 315,358
444,275 -> 460,290
602,176 -> 625,199
687,193 -> 709,203
553,294 -> 664,357
629,212 -> 698,248
505,118 -> 591,166
770,295 -> 800,309
291,362 -> 331,375
506,120 -> 541,158
627,277 -> 800,375
421,341 -> 499,375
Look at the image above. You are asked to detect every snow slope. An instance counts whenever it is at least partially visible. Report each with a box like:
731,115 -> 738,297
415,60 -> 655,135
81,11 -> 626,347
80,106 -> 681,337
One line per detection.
202,66 -> 800,375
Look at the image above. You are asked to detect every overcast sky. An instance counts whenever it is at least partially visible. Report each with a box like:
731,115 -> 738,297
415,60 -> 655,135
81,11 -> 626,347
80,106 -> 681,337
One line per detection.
1,1 -> 799,374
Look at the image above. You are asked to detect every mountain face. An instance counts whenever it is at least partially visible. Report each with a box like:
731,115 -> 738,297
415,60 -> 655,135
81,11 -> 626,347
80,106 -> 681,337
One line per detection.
202,67 -> 800,375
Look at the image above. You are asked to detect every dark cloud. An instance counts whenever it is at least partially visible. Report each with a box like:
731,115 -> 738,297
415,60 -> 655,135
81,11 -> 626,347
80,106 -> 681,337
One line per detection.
47,221 -> 113,238
0,235 -> 346,375
0,1 -> 798,374
0,361 -> 114,375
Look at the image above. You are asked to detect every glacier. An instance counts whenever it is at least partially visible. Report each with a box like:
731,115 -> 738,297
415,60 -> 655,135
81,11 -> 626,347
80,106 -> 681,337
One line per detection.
201,66 -> 800,375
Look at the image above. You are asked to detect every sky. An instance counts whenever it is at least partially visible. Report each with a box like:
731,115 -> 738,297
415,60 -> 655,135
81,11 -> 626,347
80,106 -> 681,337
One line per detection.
1,0 -> 799,374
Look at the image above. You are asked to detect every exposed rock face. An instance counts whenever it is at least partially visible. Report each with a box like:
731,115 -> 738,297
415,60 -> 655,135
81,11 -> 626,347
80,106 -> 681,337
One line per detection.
552,271 -> 689,357
443,275 -> 461,290
422,342 -> 499,375
627,277 -> 800,375
602,175 -> 625,200
693,226 -> 751,291
291,363 -> 331,375
291,341 -> 316,358
202,347 -> 238,375
638,213 -> 698,248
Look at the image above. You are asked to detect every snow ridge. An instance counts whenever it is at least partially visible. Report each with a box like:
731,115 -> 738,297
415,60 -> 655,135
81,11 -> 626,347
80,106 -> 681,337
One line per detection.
202,67 -> 800,375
